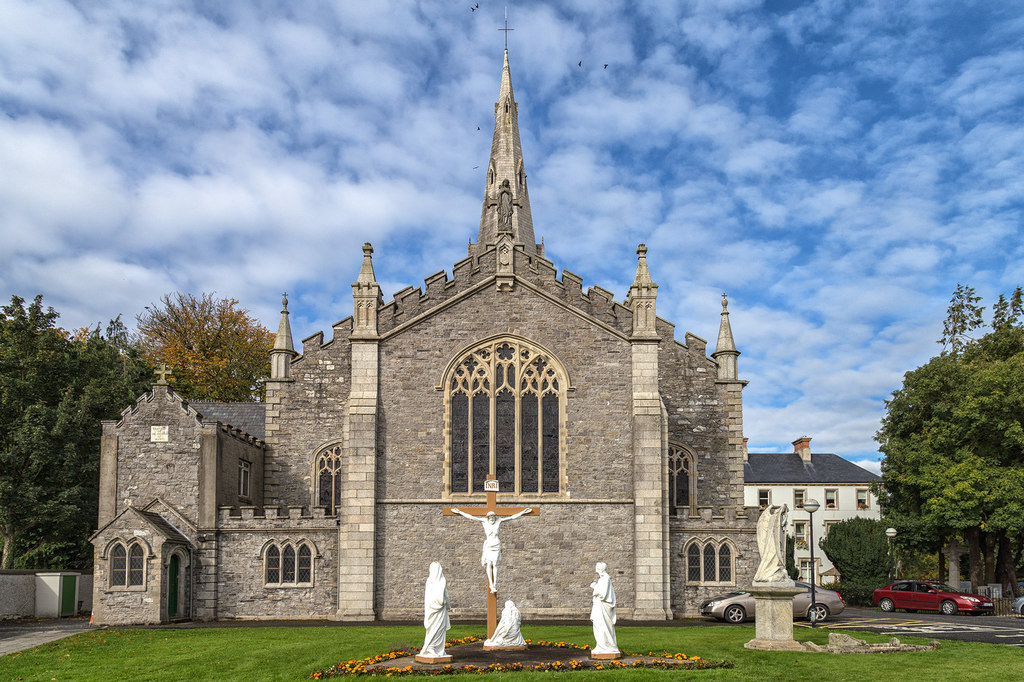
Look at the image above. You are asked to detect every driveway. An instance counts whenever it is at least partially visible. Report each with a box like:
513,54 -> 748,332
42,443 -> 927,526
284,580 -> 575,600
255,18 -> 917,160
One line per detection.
796,606 -> 1024,646
0,617 -> 94,656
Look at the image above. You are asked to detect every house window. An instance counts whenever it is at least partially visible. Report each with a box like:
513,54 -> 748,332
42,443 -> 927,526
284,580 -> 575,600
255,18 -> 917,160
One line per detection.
446,338 -> 567,495
239,460 -> 251,498
799,558 -> 815,583
109,541 -> 147,588
856,489 -> 870,509
669,444 -> 696,514
794,521 -> 808,548
794,489 -> 806,509
684,540 -> 735,585
758,489 -> 770,509
264,542 -> 315,586
316,446 -> 343,515
825,488 -> 837,509
823,520 -> 838,538
110,544 -> 127,587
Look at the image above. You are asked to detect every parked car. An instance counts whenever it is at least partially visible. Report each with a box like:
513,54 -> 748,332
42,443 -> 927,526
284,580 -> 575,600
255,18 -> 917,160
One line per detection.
700,581 -> 845,623
872,580 -> 994,615
1012,595 -> 1024,616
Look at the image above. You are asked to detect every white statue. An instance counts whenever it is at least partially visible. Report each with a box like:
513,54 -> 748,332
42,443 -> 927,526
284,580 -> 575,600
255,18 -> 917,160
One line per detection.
590,562 -> 619,655
484,600 -> 527,647
753,504 -> 790,583
418,562 -> 451,659
450,507 -> 532,593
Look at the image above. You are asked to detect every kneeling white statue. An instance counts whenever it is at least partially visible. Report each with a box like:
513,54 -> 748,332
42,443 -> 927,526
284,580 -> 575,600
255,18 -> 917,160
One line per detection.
416,562 -> 451,662
484,600 -> 527,648
590,562 -> 620,657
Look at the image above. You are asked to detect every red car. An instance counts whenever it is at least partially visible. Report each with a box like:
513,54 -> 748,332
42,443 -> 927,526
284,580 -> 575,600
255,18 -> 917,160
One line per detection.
873,580 -> 994,615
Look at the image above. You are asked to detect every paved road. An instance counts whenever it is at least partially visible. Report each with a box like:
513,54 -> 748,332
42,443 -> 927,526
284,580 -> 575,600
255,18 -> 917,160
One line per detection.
796,606 -> 1024,646
0,617 -> 93,656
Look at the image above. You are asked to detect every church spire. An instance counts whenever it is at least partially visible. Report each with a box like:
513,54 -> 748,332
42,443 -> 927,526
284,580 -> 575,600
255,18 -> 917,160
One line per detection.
712,294 -> 740,380
473,49 -> 536,256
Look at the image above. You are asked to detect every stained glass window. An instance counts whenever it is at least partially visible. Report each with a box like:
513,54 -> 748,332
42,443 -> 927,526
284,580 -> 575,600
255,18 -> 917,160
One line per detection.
316,447 -> 343,515
447,338 -> 566,495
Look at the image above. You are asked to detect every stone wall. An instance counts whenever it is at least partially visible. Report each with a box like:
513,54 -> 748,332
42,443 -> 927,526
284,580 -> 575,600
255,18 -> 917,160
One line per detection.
214,507 -> 337,620
375,502 -> 635,620
91,513 -> 168,625
215,429 -> 265,508
112,387 -> 204,524
669,507 -> 759,616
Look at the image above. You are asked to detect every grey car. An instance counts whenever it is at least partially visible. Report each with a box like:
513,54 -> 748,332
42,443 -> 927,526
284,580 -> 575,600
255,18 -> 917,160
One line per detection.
1012,595 -> 1024,616
700,581 -> 845,624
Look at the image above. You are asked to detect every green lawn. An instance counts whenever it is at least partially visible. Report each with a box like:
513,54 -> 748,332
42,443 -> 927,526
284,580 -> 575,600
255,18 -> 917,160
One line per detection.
1,623 -> 1019,681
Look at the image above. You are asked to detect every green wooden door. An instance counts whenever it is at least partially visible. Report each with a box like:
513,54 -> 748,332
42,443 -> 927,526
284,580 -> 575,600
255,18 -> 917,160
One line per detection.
168,555 -> 179,619
60,575 -> 76,616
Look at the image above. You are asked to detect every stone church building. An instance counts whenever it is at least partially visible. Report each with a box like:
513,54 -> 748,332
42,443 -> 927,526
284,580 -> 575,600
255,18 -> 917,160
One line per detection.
90,51 -> 758,625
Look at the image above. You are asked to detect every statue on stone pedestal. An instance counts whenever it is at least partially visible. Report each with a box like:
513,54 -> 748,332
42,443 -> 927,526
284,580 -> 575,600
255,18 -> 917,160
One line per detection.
418,562 -> 451,659
753,504 -> 790,583
484,600 -> 526,647
590,562 -> 619,655
450,507 -> 532,593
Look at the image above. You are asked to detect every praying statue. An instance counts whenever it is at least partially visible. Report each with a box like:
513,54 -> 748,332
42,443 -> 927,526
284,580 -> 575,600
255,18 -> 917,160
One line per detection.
484,600 -> 527,648
450,507 -> 532,593
753,504 -> 790,583
590,562 -> 619,655
497,180 -> 513,232
418,562 -> 451,659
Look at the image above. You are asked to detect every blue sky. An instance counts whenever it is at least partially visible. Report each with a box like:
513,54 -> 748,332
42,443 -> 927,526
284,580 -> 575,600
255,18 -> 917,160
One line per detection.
2,1 -> 1023,473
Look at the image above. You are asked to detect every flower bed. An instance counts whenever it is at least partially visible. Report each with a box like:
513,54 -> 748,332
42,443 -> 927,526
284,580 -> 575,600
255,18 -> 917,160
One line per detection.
312,636 -> 732,677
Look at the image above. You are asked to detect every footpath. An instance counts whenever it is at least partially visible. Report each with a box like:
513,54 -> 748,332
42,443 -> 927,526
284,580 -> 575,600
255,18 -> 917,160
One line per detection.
0,617 -> 94,656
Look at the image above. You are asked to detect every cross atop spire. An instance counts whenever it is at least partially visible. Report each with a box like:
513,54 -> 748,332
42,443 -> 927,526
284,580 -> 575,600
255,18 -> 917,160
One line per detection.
498,7 -> 514,51
472,49 -> 537,257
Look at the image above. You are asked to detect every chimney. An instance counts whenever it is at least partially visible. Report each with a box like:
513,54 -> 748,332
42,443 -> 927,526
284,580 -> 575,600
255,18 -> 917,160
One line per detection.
792,436 -> 812,462
742,437 -> 749,462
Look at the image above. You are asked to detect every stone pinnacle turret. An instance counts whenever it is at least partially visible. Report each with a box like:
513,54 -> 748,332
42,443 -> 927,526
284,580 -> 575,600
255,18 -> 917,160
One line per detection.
270,293 -> 297,380
472,49 -> 537,256
712,294 -> 740,380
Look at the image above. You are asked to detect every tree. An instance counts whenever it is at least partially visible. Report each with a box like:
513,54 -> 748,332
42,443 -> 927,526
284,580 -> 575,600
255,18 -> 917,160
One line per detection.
819,517 -> 891,587
136,292 -> 275,402
0,296 -> 151,569
877,285 -> 1024,595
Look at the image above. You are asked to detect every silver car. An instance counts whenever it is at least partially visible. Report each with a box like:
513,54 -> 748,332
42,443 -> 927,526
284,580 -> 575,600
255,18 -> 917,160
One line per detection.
700,581 -> 845,623
1012,595 -> 1024,616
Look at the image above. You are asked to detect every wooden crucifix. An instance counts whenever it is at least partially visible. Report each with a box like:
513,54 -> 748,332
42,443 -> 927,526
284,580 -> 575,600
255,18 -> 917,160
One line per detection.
444,475 -> 539,637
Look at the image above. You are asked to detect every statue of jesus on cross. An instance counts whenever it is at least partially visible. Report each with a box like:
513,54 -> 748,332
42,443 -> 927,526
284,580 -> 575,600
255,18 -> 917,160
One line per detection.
449,506 -> 532,594
444,475 -> 538,638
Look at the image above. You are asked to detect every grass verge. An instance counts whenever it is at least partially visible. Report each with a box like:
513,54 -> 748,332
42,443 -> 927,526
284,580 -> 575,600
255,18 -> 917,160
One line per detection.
1,623 -> 1019,681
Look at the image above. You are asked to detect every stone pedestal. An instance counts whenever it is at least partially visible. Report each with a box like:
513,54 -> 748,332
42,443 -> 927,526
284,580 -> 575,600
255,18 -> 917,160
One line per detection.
744,582 -> 806,652
414,654 -> 453,664
590,651 -> 622,660
483,644 -> 528,651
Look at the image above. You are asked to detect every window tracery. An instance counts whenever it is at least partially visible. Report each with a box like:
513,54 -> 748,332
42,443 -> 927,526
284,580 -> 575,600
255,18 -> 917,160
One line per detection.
684,539 -> 734,585
446,337 -> 567,495
315,446 -> 342,515
669,444 -> 696,514
108,540 -> 147,588
263,541 -> 315,587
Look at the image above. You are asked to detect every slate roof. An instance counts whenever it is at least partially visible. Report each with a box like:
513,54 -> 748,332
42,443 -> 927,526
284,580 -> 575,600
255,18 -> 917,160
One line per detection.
189,401 -> 266,440
744,452 -> 880,485
134,509 -> 191,545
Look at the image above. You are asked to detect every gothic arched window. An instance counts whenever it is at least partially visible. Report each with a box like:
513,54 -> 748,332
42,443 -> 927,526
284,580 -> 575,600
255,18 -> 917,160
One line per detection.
128,543 -> 145,586
110,544 -> 127,587
669,444 -> 696,514
264,541 -> 316,586
315,446 -> 342,515
684,539 -> 736,585
445,337 -> 568,495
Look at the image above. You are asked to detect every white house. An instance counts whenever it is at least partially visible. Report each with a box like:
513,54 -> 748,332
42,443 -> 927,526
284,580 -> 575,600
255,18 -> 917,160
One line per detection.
743,437 -> 881,585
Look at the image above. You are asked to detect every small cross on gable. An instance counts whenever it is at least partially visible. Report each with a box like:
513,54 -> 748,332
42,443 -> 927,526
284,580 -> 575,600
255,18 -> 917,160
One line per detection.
154,363 -> 174,385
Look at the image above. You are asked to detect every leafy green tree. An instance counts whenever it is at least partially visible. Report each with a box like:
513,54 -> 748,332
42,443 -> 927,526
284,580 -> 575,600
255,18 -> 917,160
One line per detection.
0,296 -> 151,569
819,517 -> 891,586
136,292 -> 274,402
877,285 -> 1024,594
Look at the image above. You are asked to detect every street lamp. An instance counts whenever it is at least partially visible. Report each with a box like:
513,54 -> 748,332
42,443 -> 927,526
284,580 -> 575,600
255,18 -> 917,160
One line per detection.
803,499 -> 821,626
886,527 -> 897,583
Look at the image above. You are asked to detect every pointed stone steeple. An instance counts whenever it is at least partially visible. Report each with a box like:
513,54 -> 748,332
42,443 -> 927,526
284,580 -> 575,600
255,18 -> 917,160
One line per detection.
270,293 -> 297,380
627,244 -> 659,338
712,294 -> 740,380
351,242 -> 382,339
473,50 -> 537,256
